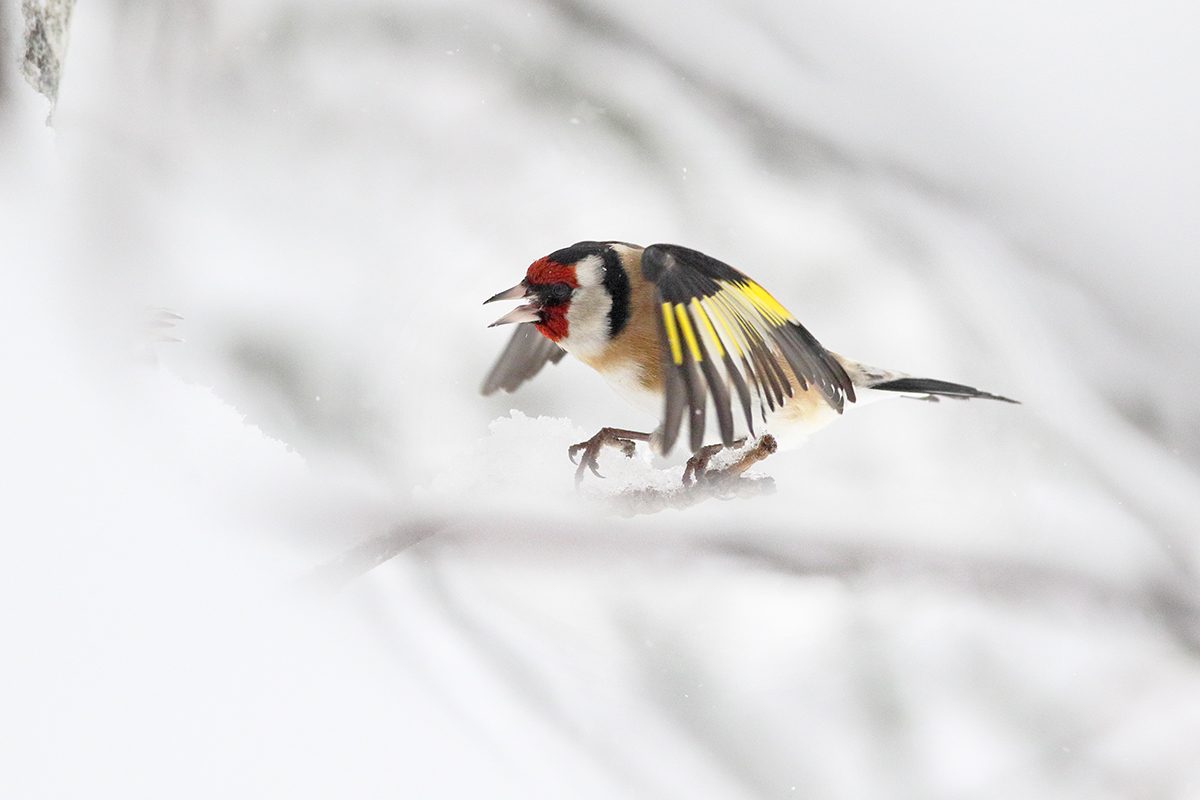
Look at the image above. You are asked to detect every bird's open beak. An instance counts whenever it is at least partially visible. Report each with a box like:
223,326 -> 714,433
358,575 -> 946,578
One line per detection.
483,283 -> 530,304
485,282 -> 541,327
488,305 -> 542,327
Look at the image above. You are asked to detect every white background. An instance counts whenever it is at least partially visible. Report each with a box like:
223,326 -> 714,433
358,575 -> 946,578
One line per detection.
3,1 -> 1199,797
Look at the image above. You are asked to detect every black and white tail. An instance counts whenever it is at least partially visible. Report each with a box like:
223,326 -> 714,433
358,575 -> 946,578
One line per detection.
868,377 -> 1018,404
835,356 -> 1019,404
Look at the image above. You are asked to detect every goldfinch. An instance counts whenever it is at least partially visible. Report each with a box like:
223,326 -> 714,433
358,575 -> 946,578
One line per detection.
483,241 -> 1016,480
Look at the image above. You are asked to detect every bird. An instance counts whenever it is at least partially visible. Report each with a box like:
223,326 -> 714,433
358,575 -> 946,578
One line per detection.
482,241 -> 1017,483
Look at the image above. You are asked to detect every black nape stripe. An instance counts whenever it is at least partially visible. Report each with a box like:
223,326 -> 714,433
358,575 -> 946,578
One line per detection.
547,240 -> 605,266
600,245 -> 631,337
546,241 -> 631,337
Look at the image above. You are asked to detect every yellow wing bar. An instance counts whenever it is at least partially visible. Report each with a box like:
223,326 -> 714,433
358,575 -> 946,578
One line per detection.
674,304 -> 703,362
661,302 -> 684,365
662,282 -> 794,369
721,279 -> 795,326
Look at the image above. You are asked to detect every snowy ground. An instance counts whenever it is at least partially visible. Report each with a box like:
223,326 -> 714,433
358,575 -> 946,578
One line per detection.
3,1 -> 1200,797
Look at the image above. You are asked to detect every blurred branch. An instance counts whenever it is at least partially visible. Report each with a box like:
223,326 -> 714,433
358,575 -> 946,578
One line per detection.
307,511 -> 1200,649
296,519 -> 446,592
20,0 -> 75,114
709,535 -> 1200,655
300,509 -> 1200,656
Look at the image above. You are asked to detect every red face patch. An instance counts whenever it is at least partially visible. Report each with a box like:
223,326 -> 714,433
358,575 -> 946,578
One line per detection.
536,306 -> 569,341
525,257 -> 577,342
525,257 -> 579,288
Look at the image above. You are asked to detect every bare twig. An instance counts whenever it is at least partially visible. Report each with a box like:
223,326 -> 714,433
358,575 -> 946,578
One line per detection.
295,519 -> 445,592
606,434 -> 779,516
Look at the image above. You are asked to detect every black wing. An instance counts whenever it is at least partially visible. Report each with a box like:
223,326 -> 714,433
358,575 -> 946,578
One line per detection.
481,323 -> 568,395
641,244 -> 856,454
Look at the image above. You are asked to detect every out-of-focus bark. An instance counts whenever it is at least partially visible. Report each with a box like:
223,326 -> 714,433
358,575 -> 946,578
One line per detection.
20,0 -> 76,113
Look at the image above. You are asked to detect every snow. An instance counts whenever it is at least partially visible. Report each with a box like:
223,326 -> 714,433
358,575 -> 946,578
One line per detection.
3,0 -> 1200,797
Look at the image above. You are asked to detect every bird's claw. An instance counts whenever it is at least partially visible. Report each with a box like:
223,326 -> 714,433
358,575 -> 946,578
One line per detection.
574,442 -> 608,486
568,427 -> 651,487
682,435 -> 774,489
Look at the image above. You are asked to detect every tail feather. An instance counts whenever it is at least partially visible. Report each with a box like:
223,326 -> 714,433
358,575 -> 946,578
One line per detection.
868,377 -> 1019,404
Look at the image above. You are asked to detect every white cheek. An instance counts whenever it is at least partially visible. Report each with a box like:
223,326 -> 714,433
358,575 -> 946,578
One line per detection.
560,288 -> 613,360
573,255 -> 604,287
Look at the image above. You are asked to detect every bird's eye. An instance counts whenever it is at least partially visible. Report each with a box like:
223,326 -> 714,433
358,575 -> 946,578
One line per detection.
544,283 -> 573,304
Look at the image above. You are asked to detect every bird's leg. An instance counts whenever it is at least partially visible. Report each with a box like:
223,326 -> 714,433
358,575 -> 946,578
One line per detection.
682,434 -> 778,488
569,427 -> 652,486
681,441 -> 734,487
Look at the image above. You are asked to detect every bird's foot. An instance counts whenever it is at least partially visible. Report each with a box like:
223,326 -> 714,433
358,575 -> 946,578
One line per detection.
568,427 -> 652,487
681,441 -> 738,487
682,434 -> 778,489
